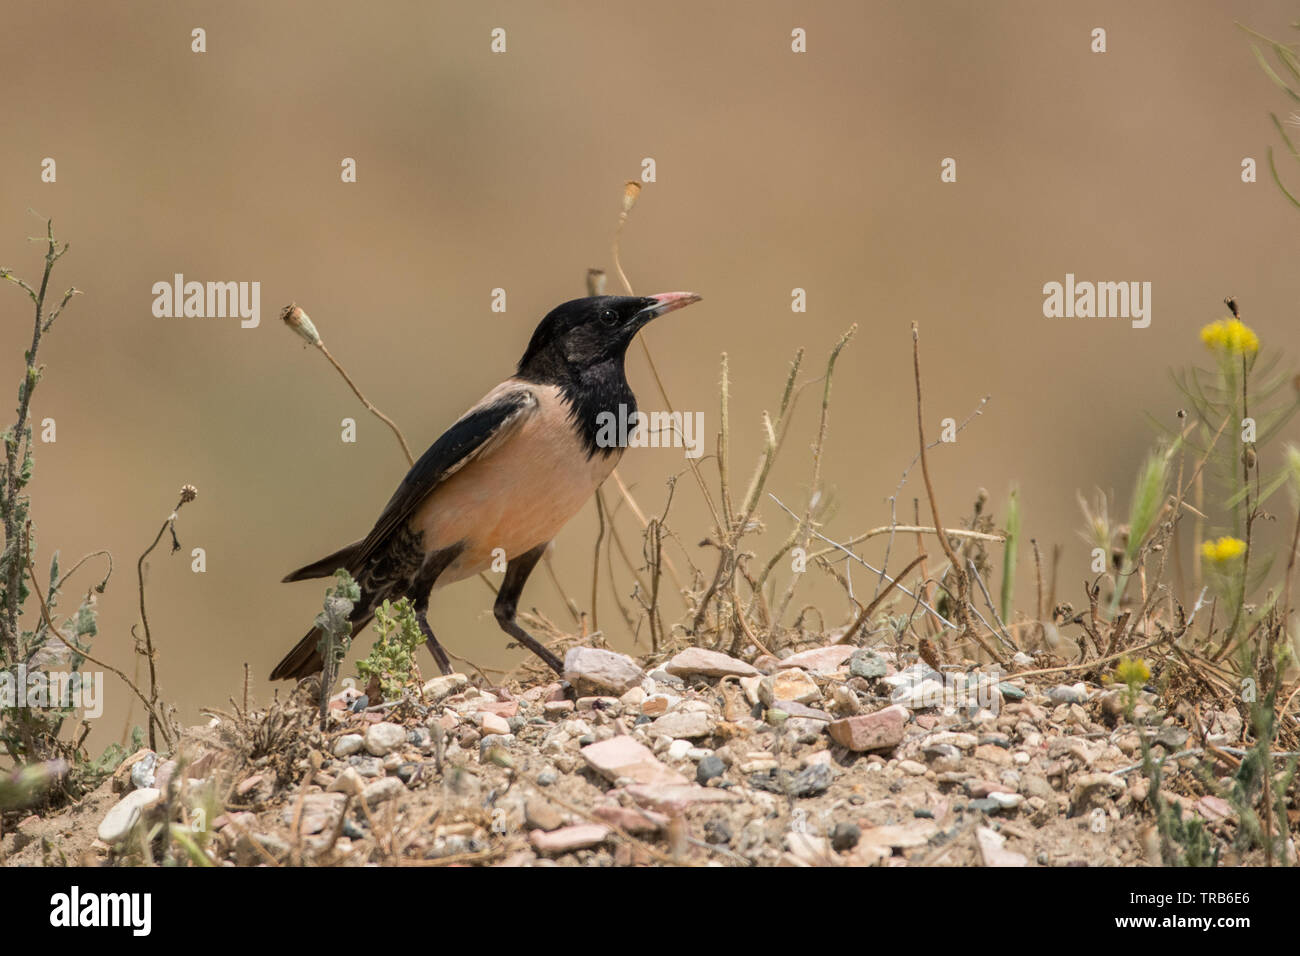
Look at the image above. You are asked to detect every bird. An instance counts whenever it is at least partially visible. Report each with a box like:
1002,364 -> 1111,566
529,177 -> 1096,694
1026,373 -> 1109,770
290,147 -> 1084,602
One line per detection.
270,291 -> 702,682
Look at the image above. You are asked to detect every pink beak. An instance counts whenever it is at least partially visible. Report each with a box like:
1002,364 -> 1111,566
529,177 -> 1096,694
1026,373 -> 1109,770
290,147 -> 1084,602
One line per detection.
640,291 -> 703,320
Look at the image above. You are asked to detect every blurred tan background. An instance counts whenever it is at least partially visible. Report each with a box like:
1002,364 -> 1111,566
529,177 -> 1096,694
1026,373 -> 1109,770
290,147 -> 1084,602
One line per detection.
1,1 -> 1297,753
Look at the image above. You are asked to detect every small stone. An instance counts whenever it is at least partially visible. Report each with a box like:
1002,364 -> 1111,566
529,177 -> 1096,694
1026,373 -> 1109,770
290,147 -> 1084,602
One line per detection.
696,755 -> 726,785
650,710 -> 715,740
97,788 -> 161,845
543,700 -> 575,718
997,682 -> 1026,701
564,647 -> 645,694
421,673 -> 469,701
582,736 -> 690,787
536,770 -> 558,786
704,818 -> 733,845
111,748 -> 156,794
784,832 -> 833,866
664,647 -> 760,678
620,686 -> 647,707
1047,683 -> 1089,705
334,734 -> 365,757
478,712 -> 511,736
365,722 -> 407,757
830,822 -> 861,852
828,704 -> 907,752
976,825 -> 1028,867
666,739 -> 692,760
848,649 -> 888,679
988,792 -> 1024,810
328,767 -> 365,797
1155,725 -> 1190,749
758,668 -> 821,706
525,799 -> 565,831
592,805 -> 669,834
362,776 -> 405,808
530,823 -> 610,855
779,645 -> 855,674
640,695 -> 675,717
129,752 -> 157,790
282,792 -> 346,835
789,761 -> 833,797
348,755 -> 384,778
898,759 -> 927,776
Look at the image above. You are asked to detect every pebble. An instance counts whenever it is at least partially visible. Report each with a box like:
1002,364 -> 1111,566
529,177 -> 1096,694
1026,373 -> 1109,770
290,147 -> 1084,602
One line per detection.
790,761 -> 833,797
758,668 -> 821,706
97,788 -> 161,845
328,767 -> 365,797
848,649 -> 888,679
582,736 -> 690,787
828,704 -> 907,752
334,734 -> 365,757
830,822 -> 861,851
525,799 -> 565,831
563,647 -> 644,693
696,755 -> 726,784
129,752 -> 157,790
530,823 -> 610,855
975,826 -> 1028,867
365,722 -> 407,757
666,739 -> 692,761
478,712 -> 511,736
421,673 -> 469,701
362,776 -> 405,808
1046,683 -> 1089,705
779,645 -> 855,674
664,647 -> 760,678
898,759 -> 927,776
651,710 -> 715,740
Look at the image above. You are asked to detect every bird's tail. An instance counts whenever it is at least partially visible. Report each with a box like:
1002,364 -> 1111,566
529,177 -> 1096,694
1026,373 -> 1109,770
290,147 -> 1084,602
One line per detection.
282,540 -> 364,583
269,611 -> 376,682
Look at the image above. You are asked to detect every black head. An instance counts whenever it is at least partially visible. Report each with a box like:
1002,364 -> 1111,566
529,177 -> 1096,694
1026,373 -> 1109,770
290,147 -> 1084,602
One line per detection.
516,293 -> 701,383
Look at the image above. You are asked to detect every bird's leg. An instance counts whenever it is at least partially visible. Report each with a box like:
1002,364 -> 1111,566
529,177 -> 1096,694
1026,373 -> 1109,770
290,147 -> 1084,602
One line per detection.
407,543 -> 464,677
416,608 -> 453,676
495,544 -> 564,674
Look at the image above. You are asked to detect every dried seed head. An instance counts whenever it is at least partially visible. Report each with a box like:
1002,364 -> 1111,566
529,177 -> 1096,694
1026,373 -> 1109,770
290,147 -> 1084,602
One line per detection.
179,484 -> 198,504
281,303 -> 321,346
621,180 -> 642,217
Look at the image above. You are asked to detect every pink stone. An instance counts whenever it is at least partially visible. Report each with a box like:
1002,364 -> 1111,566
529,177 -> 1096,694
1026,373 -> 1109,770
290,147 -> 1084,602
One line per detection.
828,704 -> 907,752
664,647 -> 760,678
529,823 -> 611,854
582,736 -> 689,787
624,783 -> 738,813
592,804 -> 670,834
968,779 -> 1016,798
475,700 -> 519,718
780,645 -> 855,674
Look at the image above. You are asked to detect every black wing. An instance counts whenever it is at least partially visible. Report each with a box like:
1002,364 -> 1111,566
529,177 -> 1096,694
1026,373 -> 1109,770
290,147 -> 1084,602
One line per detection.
350,385 -> 538,568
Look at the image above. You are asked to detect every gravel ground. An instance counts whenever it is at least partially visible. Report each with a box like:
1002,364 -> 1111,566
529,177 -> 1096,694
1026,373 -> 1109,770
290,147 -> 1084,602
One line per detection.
1,641 -> 1286,867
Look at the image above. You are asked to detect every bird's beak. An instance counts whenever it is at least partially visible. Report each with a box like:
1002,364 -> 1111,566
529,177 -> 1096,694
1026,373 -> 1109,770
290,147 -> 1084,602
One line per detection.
636,291 -> 702,323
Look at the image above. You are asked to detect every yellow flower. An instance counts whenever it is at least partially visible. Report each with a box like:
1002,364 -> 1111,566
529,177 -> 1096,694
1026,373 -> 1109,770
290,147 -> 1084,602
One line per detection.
1114,656 -> 1151,687
1200,536 -> 1247,563
1200,318 -> 1259,355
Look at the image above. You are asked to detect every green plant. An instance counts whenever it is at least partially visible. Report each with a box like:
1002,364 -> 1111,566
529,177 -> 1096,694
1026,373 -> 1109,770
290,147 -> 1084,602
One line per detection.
357,597 -> 424,701
0,220 -> 125,803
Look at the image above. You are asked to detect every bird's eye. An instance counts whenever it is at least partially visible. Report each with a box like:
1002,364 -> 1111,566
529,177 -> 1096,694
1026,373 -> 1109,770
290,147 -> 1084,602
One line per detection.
599,308 -> 619,326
